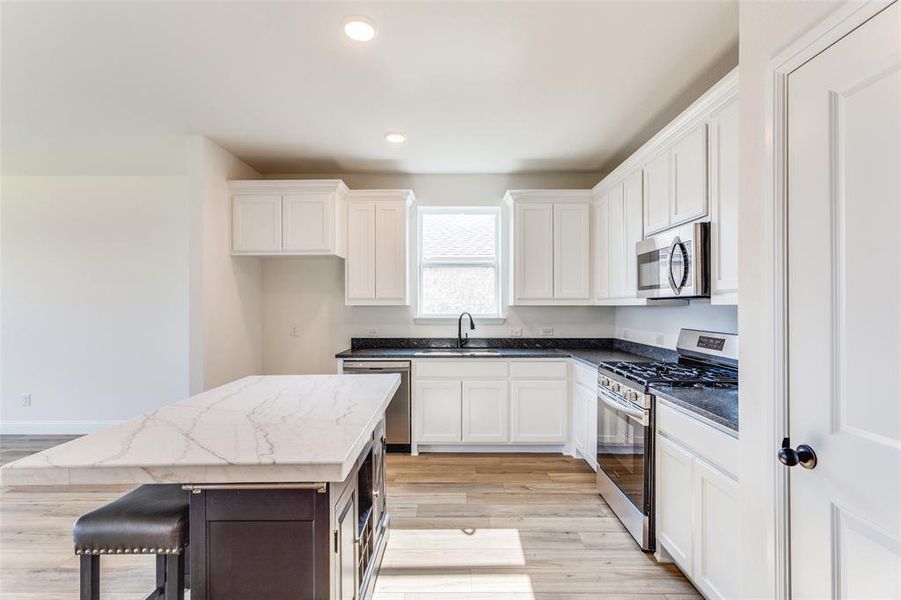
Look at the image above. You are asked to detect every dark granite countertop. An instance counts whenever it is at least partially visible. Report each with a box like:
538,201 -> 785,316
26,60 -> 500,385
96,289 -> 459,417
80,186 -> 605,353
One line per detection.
650,384 -> 739,434
336,338 -> 675,367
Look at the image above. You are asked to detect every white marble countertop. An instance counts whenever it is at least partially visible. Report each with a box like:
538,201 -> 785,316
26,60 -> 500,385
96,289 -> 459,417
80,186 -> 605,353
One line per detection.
0,374 -> 400,487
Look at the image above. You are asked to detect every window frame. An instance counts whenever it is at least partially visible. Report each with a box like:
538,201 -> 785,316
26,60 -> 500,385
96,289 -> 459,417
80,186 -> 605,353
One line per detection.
415,206 -> 504,321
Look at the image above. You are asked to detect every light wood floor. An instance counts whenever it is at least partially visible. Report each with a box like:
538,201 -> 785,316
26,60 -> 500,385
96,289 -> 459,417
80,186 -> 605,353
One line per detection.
0,436 -> 698,600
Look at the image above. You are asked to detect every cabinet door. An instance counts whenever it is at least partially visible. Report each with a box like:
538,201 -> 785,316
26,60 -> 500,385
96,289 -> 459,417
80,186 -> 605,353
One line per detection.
414,380 -> 462,443
510,380 -> 567,443
594,194 -> 610,300
708,99 -> 739,303
643,152 -> 671,235
232,194 -> 282,252
623,170 -> 644,298
553,202 -> 590,300
514,202 -> 555,301
335,491 -> 357,600
692,459 -> 739,600
607,183 -> 627,298
374,202 -> 408,303
656,434 -> 694,575
283,193 -> 332,253
345,202 -> 376,302
670,123 -> 708,225
462,380 -> 509,443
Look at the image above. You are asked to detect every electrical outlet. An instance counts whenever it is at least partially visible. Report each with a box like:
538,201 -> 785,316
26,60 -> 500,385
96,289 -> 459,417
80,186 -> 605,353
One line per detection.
21,393 -> 31,407
288,324 -> 301,337
510,328 -> 523,337
540,327 -> 554,337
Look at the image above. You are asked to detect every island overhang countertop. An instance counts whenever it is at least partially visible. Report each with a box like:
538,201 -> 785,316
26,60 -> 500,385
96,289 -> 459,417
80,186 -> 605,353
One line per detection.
0,374 -> 401,487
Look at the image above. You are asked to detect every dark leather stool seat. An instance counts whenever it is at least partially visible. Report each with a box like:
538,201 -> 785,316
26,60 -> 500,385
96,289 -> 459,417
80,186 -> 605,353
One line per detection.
73,484 -> 189,600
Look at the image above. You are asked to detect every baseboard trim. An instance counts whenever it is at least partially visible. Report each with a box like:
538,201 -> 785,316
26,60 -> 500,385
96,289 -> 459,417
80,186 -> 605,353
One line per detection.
414,444 -> 568,454
0,420 -> 122,435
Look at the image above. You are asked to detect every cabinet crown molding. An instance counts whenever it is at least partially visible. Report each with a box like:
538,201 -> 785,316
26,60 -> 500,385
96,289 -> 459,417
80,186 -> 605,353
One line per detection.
503,189 -> 593,205
228,179 -> 349,195
593,67 -> 738,196
346,189 -> 415,205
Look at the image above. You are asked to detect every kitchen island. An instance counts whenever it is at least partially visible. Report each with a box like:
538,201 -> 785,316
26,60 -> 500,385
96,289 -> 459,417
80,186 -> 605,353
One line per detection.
0,374 -> 400,600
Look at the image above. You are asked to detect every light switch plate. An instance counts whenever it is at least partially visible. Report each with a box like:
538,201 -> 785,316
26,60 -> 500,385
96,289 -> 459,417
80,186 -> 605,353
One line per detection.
540,327 -> 554,337
510,328 -> 523,337
288,324 -> 301,337
367,329 -> 378,337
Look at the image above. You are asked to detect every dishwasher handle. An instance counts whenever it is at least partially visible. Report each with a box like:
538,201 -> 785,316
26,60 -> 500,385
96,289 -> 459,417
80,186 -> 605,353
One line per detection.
343,361 -> 411,371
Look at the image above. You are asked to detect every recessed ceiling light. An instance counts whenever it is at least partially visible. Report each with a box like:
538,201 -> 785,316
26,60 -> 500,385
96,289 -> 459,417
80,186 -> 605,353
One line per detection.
344,17 -> 377,42
384,132 -> 406,144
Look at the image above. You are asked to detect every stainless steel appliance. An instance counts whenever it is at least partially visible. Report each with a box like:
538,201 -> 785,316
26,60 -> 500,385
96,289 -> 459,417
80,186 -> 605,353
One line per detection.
342,361 -> 411,452
596,329 -> 738,551
636,221 -> 710,299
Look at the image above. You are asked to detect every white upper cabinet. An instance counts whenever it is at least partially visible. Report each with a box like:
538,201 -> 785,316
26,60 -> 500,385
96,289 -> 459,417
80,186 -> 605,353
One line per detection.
595,169 -> 644,303
591,68 -> 738,306
506,191 -> 592,305
232,194 -> 282,252
345,190 -> 413,306
643,151 -> 671,234
513,201 -> 555,300
230,180 -> 347,256
553,202 -> 591,299
708,98 -> 739,304
670,123 -> 708,226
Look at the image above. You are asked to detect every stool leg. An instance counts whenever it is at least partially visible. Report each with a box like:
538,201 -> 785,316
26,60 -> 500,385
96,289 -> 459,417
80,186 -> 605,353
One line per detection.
79,555 -> 99,600
164,553 -> 185,600
155,554 -> 166,596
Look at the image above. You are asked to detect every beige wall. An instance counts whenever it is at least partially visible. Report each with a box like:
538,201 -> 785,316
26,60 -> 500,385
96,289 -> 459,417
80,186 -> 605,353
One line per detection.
737,1 -> 846,596
1,175 -> 192,432
188,137 -> 264,391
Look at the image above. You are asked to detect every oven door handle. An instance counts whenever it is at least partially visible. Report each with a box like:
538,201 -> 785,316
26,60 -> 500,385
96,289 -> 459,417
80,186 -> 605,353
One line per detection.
597,389 -> 648,424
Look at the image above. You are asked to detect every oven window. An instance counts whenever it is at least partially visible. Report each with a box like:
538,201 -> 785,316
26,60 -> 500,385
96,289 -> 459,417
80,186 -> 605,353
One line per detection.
637,248 -> 665,291
597,397 -> 647,511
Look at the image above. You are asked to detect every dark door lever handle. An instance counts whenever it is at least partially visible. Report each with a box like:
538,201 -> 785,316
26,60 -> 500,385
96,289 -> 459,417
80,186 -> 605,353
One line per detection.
778,437 -> 817,469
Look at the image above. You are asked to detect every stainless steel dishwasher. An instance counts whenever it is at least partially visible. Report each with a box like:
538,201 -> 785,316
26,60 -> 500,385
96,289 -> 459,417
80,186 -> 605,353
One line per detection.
342,361 -> 411,452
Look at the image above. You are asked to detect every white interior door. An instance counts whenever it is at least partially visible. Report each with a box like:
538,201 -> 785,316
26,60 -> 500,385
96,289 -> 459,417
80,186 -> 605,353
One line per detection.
787,4 -> 900,598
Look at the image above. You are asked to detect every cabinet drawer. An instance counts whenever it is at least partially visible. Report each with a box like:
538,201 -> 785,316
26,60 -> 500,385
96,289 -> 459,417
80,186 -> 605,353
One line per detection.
414,360 -> 508,379
572,362 -> 597,389
657,400 -> 738,478
509,360 -> 568,379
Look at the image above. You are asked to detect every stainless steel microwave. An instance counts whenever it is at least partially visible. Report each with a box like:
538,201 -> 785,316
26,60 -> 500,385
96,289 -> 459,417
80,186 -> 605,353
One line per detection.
636,221 -> 710,299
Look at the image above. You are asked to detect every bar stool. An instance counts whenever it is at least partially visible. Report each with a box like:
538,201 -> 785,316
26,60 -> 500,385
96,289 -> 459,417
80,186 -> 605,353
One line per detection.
73,484 -> 189,600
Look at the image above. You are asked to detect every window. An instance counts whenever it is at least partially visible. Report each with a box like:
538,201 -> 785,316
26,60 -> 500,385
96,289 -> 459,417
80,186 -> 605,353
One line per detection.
417,207 -> 502,319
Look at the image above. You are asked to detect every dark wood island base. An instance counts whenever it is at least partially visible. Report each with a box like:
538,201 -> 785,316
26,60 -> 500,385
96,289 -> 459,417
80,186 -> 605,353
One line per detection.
187,418 -> 389,600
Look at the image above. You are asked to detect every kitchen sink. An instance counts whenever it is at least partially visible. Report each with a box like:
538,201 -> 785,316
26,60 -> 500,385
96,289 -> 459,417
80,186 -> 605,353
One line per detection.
413,349 -> 503,357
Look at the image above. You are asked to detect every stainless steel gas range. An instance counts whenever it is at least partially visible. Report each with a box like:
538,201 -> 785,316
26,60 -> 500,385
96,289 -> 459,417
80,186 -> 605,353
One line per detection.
595,329 -> 738,551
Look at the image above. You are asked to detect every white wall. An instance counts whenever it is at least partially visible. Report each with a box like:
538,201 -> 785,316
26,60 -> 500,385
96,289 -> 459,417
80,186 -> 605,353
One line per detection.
0,175 -> 192,432
614,302 -> 737,349
187,137 -> 263,391
737,1 -> 845,597
260,172 -> 735,374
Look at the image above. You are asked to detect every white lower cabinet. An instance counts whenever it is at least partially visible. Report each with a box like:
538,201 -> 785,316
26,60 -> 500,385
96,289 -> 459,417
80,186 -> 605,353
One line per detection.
462,380 -> 508,443
510,380 -> 567,443
692,459 -> 740,600
414,380 -> 462,443
656,400 -> 739,599
571,378 -> 597,469
413,360 -> 569,448
656,434 -> 695,573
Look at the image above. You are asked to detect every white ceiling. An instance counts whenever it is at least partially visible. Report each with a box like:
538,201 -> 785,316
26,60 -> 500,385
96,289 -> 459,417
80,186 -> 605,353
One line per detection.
1,1 -> 738,175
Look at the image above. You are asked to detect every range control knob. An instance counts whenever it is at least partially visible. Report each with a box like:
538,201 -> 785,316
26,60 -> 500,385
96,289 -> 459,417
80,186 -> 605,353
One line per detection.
600,377 -> 611,388
626,390 -> 639,402
612,383 -> 621,393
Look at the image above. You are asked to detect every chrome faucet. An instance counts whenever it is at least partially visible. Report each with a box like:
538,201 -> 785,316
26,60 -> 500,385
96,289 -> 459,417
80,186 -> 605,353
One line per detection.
457,312 -> 475,348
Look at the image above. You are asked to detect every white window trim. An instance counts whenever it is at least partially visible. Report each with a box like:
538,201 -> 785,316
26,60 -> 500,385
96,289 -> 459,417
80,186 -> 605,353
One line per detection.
414,206 -> 504,321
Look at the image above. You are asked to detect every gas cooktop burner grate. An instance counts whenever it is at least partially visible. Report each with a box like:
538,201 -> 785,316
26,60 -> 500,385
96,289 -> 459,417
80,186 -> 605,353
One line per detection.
598,361 -> 738,385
